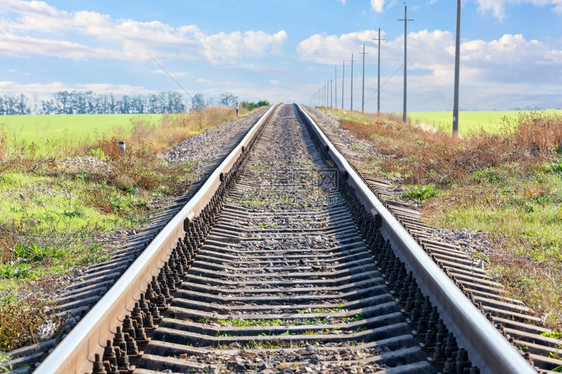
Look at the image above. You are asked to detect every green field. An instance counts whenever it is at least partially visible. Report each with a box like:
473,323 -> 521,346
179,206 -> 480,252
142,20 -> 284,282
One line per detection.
0,113 -> 162,155
407,109 -> 562,135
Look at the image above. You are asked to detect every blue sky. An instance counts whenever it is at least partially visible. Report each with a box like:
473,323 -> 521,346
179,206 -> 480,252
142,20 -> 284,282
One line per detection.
0,0 -> 561,112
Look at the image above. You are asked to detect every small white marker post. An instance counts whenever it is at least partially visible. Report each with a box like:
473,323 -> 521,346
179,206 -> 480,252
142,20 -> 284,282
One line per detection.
118,141 -> 126,155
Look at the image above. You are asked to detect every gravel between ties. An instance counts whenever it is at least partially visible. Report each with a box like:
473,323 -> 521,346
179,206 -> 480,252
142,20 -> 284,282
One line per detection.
161,108 -> 268,169
134,105 -> 425,373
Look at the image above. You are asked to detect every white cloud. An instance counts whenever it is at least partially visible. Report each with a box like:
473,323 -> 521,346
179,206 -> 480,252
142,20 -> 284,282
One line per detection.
371,0 -> 385,12
0,33 -> 126,60
198,30 -> 287,63
0,0 -> 288,64
297,30 -> 381,64
297,29 -> 562,110
151,70 -> 190,78
475,0 -> 562,20
0,81 -> 155,97
0,0 -> 71,32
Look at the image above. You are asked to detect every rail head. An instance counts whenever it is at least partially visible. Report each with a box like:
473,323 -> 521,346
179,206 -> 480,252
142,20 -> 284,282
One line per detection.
296,104 -> 536,374
35,104 -> 279,374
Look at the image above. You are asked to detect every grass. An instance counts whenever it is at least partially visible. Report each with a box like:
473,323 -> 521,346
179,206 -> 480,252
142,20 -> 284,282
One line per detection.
407,109 -> 562,135
215,318 -> 284,327
0,114 -> 162,156
0,106 -> 242,351
325,107 -> 562,329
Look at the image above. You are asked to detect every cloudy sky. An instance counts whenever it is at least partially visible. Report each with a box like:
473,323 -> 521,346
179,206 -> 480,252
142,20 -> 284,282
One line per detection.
0,0 -> 561,112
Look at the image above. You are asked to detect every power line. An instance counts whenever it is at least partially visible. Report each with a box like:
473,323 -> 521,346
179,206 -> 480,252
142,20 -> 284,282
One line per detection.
145,50 -> 219,120
145,50 -> 195,102
364,54 -> 415,107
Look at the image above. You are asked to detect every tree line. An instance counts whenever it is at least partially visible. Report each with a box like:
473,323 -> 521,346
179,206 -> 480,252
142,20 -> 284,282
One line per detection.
0,91 -> 267,115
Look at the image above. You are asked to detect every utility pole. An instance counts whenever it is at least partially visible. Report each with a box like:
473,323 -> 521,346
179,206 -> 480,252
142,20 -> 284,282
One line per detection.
359,44 -> 368,113
342,61 -> 345,109
350,54 -> 354,111
374,28 -> 385,114
330,80 -> 333,107
334,66 -> 338,109
398,3 -> 414,122
452,0 -> 461,135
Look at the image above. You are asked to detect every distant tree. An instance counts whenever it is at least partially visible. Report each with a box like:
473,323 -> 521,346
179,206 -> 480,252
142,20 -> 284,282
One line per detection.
16,94 -> 30,115
241,100 -> 270,111
54,91 -> 72,114
218,92 -> 238,107
191,93 -> 206,111
0,91 -> 204,115
166,91 -> 185,113
4,95 -> 18,115
41,99 -> 55,114
119,95 -> 131,114
131,96 -> 145,114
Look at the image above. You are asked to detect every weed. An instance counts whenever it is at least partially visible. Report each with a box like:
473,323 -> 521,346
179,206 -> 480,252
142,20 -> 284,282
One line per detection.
12,242 -> 66,263
88,148 -> 105,160
547,158 -> 562,174
298,308 -> 330,314
0,263 -> 28,278
0,293 -> 50,350
350,144 -> 364,152
251,164 -> 269,170
0,351 -> 10,373
541,330 -> 562,339
217,332 -> 237,337
402,184 -> 437,203
474,169 -> 504,184
353,327 -> 368,333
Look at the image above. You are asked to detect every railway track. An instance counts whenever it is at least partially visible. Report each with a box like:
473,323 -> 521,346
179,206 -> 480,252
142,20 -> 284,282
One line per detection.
304,106 -> 562,374
3,110 -> 266,374
22,104 -> 559,373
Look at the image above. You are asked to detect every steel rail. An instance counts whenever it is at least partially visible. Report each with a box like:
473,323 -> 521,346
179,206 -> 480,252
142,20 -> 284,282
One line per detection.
296,104 -> 536,374
35,104 -> 279,374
